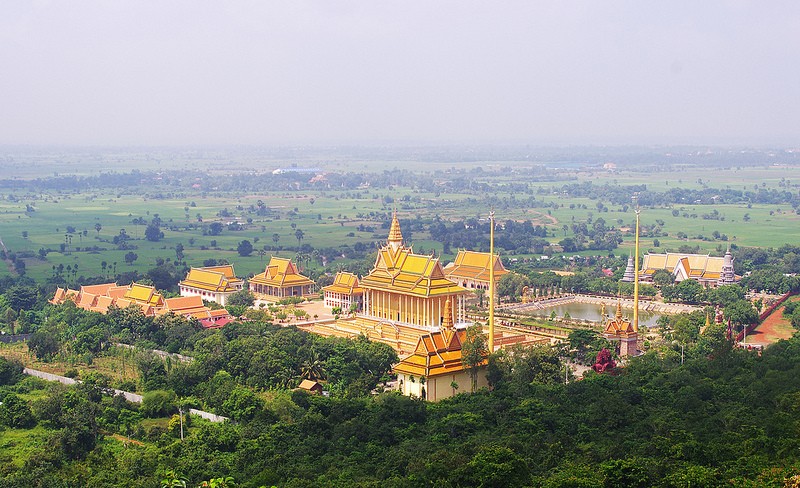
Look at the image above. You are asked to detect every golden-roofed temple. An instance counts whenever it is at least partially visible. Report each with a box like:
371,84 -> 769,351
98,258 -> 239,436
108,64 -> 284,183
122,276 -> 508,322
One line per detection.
322,271 -> 363,310
641,252 -> 737,287
179,265 -> 244,306
393,297 -> 488,401
358,210 -> 470,331
249,256 -> 316,301
602,301 -> 638,357
443,249 -> 508,292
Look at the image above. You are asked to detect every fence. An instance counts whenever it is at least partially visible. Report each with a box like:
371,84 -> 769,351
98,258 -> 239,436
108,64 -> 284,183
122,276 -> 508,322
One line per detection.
22,367 -> 228,422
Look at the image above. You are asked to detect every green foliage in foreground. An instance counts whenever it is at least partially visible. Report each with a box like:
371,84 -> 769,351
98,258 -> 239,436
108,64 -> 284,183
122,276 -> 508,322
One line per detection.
3,334 -> 800,486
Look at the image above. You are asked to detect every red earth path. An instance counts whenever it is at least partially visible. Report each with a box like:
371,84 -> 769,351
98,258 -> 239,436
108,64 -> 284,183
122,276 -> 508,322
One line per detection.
746,297 -> 797,346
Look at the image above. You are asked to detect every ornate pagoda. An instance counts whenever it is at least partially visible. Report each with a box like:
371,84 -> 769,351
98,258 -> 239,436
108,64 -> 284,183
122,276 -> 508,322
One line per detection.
358,210 -> 469,331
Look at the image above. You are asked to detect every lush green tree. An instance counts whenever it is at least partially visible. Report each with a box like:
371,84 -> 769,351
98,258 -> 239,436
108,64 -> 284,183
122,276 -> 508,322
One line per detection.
723,299 -> 759,332
141,390 -> 177,418
461,323 -> 488,392
0,356 -> 23,385
4,284 -> 39,311
226,289 -> 255,308
652,269 -> 675,287
28,329 -> 61,360
145,224 -> 164,242
0,393 -> 36,428
497,273 -> 530,301
237,240 -> 253,257
706,284 -> 745,307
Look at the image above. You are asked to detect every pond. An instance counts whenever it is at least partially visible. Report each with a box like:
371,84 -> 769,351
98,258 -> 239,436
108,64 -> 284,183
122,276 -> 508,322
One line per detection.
524,300 -> 663,328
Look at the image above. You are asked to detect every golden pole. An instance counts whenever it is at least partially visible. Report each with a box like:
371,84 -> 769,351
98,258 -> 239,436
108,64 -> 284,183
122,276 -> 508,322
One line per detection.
489,210 -> 495,353
633,196 -> 640,333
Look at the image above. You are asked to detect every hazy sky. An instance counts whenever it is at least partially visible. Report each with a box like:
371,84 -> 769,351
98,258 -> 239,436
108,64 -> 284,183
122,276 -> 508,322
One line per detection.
1,1 -> 798,146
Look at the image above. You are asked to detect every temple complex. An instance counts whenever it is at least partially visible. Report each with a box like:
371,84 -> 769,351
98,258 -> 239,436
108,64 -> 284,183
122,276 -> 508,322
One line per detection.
641,251 -> 738,287
443,249 -> 508,292
179,265 -> 244,306
322,272 -> 363,310
393,297 -> 488,401
249,256 -> 316,301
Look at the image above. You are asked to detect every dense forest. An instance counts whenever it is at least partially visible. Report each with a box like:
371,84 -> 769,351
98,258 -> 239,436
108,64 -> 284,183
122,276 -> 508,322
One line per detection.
3,324 -> 800,486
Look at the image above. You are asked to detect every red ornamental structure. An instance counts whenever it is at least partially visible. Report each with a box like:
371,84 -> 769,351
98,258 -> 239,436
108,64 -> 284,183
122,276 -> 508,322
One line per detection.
592,348 -> 617,373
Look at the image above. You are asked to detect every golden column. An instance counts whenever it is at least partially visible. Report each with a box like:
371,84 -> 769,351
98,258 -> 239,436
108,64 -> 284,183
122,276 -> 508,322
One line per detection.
489,210 -> 495,352
633,195 -> 640,333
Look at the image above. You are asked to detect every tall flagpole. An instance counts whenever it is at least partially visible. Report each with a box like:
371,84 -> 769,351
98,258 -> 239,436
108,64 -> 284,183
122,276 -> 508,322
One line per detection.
633,195 -> 640,333
489,210 -> 495,353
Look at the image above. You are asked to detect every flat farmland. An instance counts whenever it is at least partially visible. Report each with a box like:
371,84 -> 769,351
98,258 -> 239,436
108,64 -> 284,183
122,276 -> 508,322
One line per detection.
1,160 -> 800,283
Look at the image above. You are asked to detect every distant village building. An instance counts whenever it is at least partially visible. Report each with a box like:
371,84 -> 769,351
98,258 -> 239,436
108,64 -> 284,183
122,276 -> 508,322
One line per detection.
393,298 -> 487,401
322,272 -> 363,310
249,256 -> 316,301
179,265 -> 244,306
641,251 -> 738,287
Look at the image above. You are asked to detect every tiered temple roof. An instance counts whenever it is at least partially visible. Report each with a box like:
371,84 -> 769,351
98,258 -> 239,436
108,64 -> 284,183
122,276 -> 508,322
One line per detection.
361,251 -> 464,298
393,298 -> 482,379
322,272 -> 363,296
641,252 -> 734,284
180,265 -> 243,293
250,257 -> 315,289
443,250 -> 508,286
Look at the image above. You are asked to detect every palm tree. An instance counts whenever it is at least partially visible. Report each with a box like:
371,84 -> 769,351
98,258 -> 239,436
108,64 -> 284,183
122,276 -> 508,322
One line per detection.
300,350 -> 327,381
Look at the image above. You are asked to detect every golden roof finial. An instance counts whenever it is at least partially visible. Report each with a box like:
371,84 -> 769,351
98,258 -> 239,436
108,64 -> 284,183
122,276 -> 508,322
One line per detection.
600,302 -> 606,318
388,208 -> 403,249
615,300 -> 623,320
442,297 -> 454,330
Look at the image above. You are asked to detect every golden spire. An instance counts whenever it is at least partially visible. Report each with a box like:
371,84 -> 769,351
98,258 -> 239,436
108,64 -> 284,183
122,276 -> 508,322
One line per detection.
600,302 -> 606,318
633,194 -> 640,333
616,300 -> 623,320
705,311 -> 711,328
442,297 -> 454,340
388,208 -> 403,251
